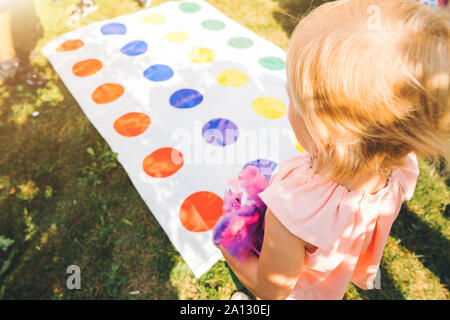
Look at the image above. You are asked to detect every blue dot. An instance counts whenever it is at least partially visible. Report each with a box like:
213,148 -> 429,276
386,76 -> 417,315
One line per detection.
101,23 -> 127,35
243,159 -> 277,180
121,40 -> 148,56
144,64 -> 174,81
170,89 -> 203,109
202,118 -> 239,147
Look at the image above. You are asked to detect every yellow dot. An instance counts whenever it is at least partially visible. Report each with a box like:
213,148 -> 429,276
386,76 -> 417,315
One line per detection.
292,137 -> 306,153
217,69 -> 248,87
165,31 -> 190,42
189,47 -> 216,63
142,13 -> 166,25
251,97 -> 286,119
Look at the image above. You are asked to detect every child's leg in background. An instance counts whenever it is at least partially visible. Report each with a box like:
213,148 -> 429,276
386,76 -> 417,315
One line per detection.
0,0 -> 47,88
0,10 -> 16,62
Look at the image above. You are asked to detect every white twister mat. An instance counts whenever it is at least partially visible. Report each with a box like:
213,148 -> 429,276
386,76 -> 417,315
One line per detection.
42,0 -> 301,278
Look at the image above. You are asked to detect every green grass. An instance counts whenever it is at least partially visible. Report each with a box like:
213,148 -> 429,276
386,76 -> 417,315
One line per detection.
0,0 -> 448,300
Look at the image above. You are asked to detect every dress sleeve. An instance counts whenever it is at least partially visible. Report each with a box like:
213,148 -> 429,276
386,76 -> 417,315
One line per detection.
351,152 -> 420,290
395,152 -> 420,201
258,154 -> 355,251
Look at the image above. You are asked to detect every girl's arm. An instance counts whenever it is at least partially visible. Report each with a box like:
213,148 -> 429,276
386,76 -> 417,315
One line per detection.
219,209 -> 306,300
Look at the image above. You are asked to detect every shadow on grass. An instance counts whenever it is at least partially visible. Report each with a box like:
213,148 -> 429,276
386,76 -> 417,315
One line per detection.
390,204 -> 450,288
352,264 -> 405,300
272,0 -> 335,38
224,263 -> 257,300
0,76 -> 179,299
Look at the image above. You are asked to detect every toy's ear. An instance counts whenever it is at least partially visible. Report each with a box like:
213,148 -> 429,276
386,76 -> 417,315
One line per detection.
227,178 -> 240,193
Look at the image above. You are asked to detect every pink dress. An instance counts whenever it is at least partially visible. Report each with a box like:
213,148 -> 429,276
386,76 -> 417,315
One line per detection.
258,152 -> 420,300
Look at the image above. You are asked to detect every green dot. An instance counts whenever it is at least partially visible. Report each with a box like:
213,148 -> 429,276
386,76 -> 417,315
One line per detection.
259,57 -> 285,70
202,19 -> 225,31
228,37 -> 254,49
179,2 -> 201,13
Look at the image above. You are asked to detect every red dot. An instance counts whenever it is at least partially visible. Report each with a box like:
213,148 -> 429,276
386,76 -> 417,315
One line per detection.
143,147 -> 183,178
72,59 -> 103,77
91,83 -> 124,104
114,112 -> 151,137
179,191 -> 224,232
56,39 -> 84,52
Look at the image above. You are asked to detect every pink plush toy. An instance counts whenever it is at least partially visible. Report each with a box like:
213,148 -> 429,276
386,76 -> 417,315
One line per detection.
213,165 -> 270,261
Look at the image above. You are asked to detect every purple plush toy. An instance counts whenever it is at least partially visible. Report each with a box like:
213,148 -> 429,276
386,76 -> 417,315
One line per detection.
213,165 -> 270,261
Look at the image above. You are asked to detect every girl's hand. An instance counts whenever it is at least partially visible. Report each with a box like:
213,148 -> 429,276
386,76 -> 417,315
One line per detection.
220,209 -> 307,300
255,209 -> 306,299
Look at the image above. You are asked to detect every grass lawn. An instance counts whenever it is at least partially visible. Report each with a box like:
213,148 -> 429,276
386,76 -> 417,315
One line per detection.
0,0 -> 448,300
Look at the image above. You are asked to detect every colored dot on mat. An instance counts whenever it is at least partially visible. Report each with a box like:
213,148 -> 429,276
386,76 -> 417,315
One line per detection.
170,89 -> 203,109
217,69 -> 248,87
120,40 -> 148,56
56,39 -> 84,52
143,147 -> 184,178
202,118 -> 239,147
113,112 -> 151,137
142,13 -> 166,25
179,191 -> 224,232
179,2 -> 201,13
101,23 -> 127,35
251,97 -> 286,119
228,37 -> 253,49
165,31 -> 190,42
243,159 -> 278,179
259,56 -> 285,70
292,136 -> 306,154
189,47 -> 216,63
72,59 -> 103,77
201,19 -> 225,30
92,83 -> 124,104
143,64 -> 174,82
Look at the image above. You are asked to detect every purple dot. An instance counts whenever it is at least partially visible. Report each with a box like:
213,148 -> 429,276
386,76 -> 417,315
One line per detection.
243,159 -> 277,180
121,40 -> 148,56
101,23 -> 127,35
144,64 -> 174,81
170,89 -> 203,109
202,118 -> 239,147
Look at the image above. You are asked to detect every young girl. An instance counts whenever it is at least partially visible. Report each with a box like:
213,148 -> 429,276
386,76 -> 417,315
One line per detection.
216,0 -> 449,300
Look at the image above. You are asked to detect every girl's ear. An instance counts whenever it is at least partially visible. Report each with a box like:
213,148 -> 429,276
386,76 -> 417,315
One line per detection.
308,116 -> 330,150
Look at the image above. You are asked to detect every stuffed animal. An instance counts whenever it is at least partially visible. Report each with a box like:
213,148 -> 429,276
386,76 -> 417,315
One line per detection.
213,165 -> 270,261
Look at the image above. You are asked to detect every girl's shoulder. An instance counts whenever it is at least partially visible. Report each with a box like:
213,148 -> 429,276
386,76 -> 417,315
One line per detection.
267,151 -> 419,202
267,152 -> 313,185
258,152 -> 420,250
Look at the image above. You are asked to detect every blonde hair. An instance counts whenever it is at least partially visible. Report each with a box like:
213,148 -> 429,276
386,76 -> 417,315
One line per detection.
286,0 -> 450,187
